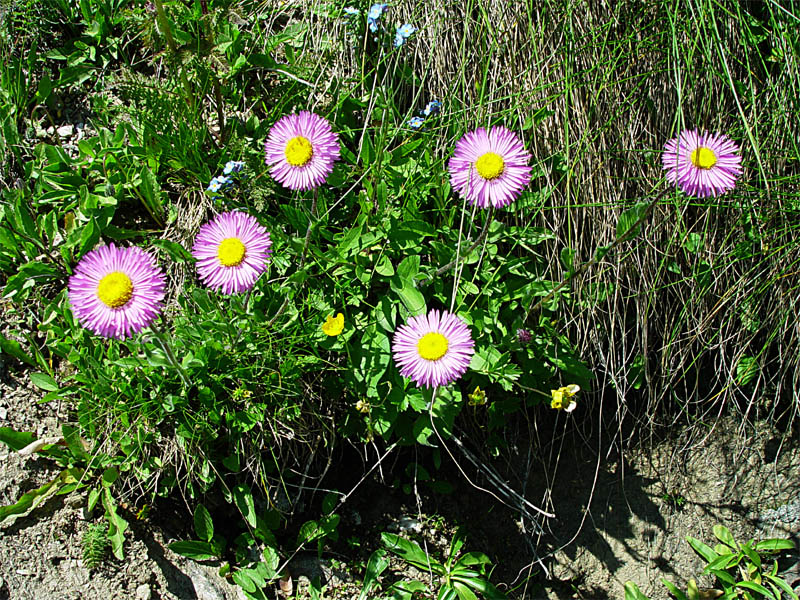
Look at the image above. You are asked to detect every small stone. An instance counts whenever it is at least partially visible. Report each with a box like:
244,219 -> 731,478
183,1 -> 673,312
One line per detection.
35,127 -> 48,138
46,126 -> 55,135
57,124 -> 74,138
0,407 -> 7,420
135,584 -> 151,600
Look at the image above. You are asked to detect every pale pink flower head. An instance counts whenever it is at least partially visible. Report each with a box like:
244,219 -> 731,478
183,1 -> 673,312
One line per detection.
264,111 -> 341,191
192,211 -> 272,294
68,244 -> 166,339
663,129 -> 742,198
448,126 -> 532,209
392,309 -> 475,388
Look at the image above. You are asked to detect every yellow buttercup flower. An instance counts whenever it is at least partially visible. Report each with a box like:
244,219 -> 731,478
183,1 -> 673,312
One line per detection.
551,384 -> 580,412
468,386 -> 487,406
322,312 -> 344,336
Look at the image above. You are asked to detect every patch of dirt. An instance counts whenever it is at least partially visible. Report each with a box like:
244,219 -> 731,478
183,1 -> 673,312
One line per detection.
0,365 -> 243,600
540,420 -> 800,599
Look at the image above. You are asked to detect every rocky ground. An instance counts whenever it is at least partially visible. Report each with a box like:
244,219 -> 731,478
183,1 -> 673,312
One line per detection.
2,348 -> 800,600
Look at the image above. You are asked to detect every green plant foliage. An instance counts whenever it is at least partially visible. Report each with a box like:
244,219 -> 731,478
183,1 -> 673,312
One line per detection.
626,525 -> 798,600
82,522 -> 110,570
376,527 -> 507,600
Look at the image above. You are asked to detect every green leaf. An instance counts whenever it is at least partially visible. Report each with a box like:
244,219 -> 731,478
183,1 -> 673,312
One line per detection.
624,581 -> 650,600
62,424 -> 89,461
0,470 -> 72,523
660,579 -> 689,600
375,254 -> 395,276
359,550 -> 390,600
755,539 -> 795,552
262,546 -> 280,578
30,372 -> 59,392
0,333 -> 36,366
139,165 -> 164,226
616,203 -> 649,239
381,532 -> 444,574
0,427 -> 35,451
736,356 -> 759,386
452,581 -> 479,600
397,255 -> 420,284
102,486 -> 128,559
150,239 -> 194,263
102,467 -> 119,487
736,581 -> 777,598
687,536 -> 719,564
168,540 -> 219,561
741,543 -> 761,570
233,484 -> 257,528
194,504 -> 214,542
397,284 -> 426,316
763,573 -> 799,600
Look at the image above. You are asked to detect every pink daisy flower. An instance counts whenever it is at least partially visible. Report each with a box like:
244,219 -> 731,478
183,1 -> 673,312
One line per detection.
264,111 -> 341,191
448,126 -> 533,209
663,129 -> 742,198
392,309 -> 475,388
192,211 -> 272,294
68,244 -> 166,340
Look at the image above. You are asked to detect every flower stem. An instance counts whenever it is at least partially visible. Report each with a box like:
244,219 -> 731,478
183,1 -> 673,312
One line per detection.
151,321 -> 191,388
267,190 -> 318,327
420,206 -> 494,288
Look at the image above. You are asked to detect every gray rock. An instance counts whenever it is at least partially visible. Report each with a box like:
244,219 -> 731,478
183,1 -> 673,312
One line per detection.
57,124 -> 74,138
135,583 -> 152,600
0,406 -> 7,420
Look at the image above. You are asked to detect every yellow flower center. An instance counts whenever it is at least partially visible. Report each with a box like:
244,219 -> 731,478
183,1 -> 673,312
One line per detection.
285,136 -> 314,167
97,271 -> 134,309
690,146 -> 717,169
417,332 -> 449,361
217,237 -> 246,267
475,152 -> 505,180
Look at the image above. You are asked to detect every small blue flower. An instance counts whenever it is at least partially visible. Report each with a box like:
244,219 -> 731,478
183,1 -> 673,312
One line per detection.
206,175 -> 234,193
397,23 -> 415,38
393,23 -> 415,47
408,116 -> 425,129
343,6 -> 359,16
368,3 -> 388,19
367,3 -> 388,31
423,100 -> 441,117
223,161 -> 245,176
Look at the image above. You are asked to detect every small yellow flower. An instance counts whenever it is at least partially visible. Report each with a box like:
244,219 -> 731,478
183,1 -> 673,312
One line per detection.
355,400 -> 370,414
322,312 -> 344,336
468,386 -> 487,406
550,384 -> 580,412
